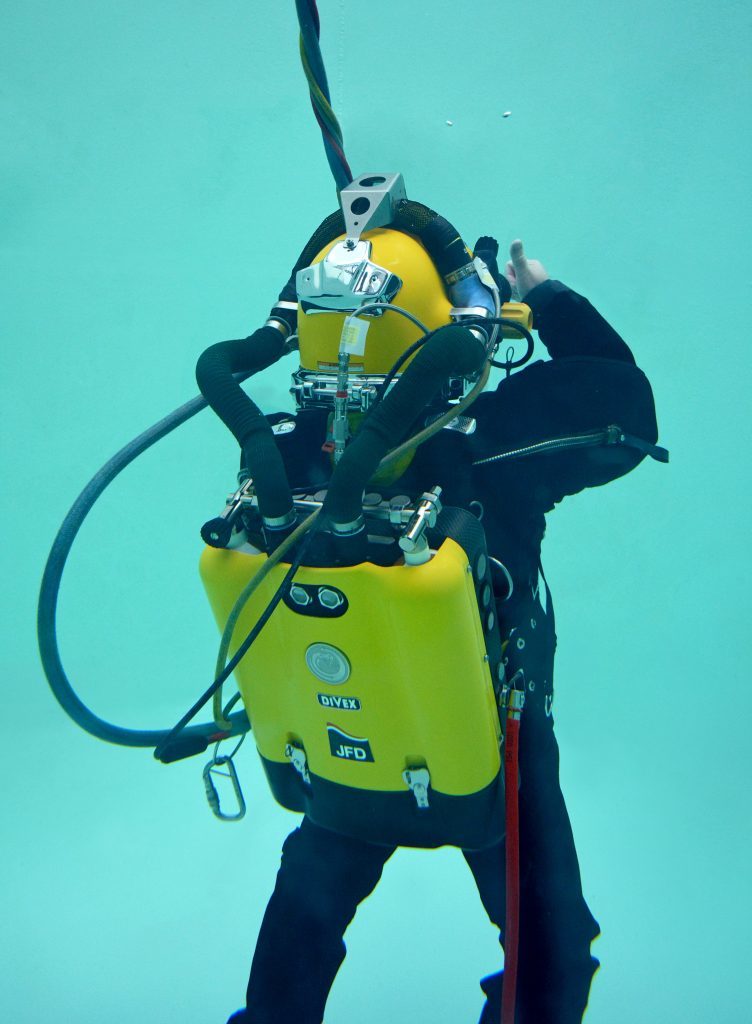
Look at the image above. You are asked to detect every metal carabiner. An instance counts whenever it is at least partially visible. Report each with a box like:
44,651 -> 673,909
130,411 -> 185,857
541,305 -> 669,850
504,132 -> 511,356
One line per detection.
202,753 -> 246,822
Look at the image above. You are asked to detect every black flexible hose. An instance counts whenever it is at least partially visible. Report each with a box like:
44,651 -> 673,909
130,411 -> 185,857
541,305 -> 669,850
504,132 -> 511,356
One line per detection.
393,200 -> 469,279
361,330 -> 440,423
196,326 -> 294,521
37,376 -> 254,750
154,519 -> 321,762
323,325 -> 487,530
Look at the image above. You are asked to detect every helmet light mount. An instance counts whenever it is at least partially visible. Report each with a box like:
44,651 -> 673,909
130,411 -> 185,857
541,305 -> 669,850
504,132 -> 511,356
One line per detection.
340,172 -> 407,242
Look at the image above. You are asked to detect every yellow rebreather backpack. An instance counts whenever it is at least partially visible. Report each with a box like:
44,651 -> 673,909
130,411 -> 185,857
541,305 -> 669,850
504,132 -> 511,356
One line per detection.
199,505 -> 506,850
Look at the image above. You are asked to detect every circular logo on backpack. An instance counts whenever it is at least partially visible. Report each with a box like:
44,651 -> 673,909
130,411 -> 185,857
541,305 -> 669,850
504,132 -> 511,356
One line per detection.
305,643 -> 350,684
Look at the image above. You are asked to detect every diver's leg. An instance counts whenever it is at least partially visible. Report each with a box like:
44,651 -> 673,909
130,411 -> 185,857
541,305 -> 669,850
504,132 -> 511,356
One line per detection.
229,816 -> 395,1024
464,703 -> 600,1024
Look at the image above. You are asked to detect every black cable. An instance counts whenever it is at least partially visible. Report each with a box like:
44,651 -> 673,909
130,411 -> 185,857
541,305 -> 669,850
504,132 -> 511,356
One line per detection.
154,519 -> 321,762
37,373 -> 258,750
360,330 -> 439,424
483,318 -> 535,369
369,315 -> 533,411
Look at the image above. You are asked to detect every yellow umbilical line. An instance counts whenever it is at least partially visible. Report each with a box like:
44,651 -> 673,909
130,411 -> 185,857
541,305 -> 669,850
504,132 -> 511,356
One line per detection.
211,360 -> 492,731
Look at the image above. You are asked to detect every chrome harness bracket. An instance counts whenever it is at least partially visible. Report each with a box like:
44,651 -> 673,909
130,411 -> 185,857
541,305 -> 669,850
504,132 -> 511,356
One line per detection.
402,766 -> 431,809
285,742 -> 311,785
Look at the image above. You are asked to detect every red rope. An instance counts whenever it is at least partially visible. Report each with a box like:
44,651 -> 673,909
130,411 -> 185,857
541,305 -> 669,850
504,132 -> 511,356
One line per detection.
501,714 -> 521,1024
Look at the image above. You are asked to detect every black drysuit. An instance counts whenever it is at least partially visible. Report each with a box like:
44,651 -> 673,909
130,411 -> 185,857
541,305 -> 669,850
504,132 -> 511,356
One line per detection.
223,279 -> 660,1024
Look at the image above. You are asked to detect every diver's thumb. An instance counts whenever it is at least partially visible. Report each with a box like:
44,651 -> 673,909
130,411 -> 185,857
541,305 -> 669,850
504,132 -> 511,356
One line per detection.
509,239 -> 527,269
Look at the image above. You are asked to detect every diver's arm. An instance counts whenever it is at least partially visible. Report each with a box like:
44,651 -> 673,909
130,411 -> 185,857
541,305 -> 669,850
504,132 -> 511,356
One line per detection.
524,281 -> 636,363
505,239 -> 635,364
472,241 -> 661,507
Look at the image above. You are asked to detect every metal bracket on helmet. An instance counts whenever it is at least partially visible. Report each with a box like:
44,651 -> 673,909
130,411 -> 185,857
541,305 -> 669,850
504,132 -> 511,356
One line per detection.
296,239 -> 402,315
340,172 -> 407,242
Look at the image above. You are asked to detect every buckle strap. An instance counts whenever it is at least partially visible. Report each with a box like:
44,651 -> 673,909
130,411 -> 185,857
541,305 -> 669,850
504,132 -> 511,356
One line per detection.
616,429 -> 669,463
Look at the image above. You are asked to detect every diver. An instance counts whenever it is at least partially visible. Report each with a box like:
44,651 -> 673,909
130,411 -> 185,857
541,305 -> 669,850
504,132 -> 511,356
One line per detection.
34,5 -> 665,1016
193,179 -> 662,1024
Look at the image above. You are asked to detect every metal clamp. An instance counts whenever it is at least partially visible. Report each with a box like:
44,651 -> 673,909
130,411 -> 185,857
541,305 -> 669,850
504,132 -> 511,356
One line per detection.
403,766 -> 431,809
500,669 -> 526,720
285,743 -> 311,785
201,477 -> 256,548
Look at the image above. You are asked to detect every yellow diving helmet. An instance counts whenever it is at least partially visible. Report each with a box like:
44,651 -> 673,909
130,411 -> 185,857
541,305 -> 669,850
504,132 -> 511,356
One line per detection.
287,172 -> 511,480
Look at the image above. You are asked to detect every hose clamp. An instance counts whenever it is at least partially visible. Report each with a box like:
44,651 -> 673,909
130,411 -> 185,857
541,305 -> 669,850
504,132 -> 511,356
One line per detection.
265,301 -> 299,338
264,318 -> 290,337
329,515 -> 365,537
449,306 -> 494,322
444,261 -> 477,286
262,509 -> 296,530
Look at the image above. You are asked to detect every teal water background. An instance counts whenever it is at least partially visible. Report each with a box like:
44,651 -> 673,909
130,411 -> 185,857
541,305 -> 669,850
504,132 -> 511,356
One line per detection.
3,1 -> 750,1021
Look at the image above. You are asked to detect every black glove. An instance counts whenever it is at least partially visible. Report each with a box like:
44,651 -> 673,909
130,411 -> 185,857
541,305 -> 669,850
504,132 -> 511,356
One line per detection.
473,235 -> 512,304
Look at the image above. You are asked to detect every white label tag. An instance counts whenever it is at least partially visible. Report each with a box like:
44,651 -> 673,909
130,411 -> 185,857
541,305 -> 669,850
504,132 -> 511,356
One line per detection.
340,317 -> 369,356
271,420 -> 296,436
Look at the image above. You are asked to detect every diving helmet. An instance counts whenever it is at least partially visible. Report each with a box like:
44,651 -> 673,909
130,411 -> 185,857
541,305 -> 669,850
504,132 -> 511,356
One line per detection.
290,172 -> 475,414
